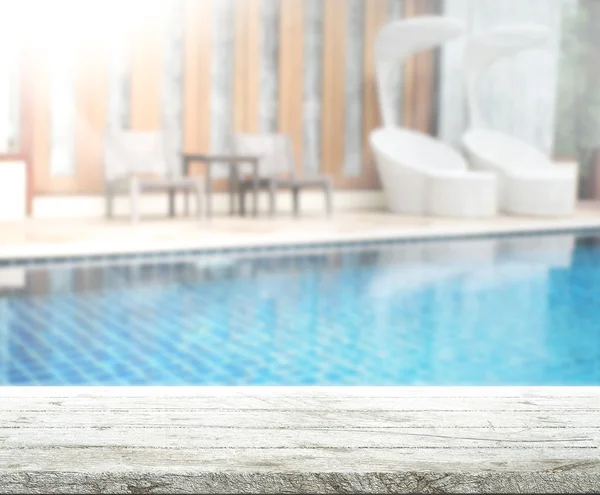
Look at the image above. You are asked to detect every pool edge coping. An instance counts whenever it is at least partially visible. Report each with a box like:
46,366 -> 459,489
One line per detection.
2,220 -> 600,268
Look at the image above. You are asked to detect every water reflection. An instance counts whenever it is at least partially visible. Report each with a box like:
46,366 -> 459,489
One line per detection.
0,232 -> 598,385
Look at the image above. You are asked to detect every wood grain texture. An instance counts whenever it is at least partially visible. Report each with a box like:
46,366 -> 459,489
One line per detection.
0,387 -> 599,494
233,0 -> 247,133
278,0 -> 304,173
19,41 -> 35,214
234,0 -> 261,133
30,43 -> 66,194
74,38 -> 108,193
418,0 -> 437,133
401,0 -> 437,133
183,0 -> 212,177
244,0 -> 261,132
130,11 -> 163,130
358,0 -> 388,190
321,0 -> 348,180
401,0 -> 418,128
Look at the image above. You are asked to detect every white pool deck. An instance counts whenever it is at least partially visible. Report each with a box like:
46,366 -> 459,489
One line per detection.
1,205 -> 600,493
1,201 -> 600,260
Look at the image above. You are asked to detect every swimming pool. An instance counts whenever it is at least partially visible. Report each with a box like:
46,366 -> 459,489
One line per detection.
0,231 -> 599,386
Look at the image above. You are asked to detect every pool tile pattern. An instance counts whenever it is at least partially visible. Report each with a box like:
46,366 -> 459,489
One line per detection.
1,233 -> 600,386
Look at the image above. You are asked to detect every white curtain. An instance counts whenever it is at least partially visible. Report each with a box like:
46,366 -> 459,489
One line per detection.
438,0 -> 567,155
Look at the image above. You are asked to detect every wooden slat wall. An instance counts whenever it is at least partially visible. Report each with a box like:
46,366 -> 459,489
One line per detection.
402,0 -> 439,133
74,38 -> 108,193
234,0 -> 261,133
129,12 -> 163,131
24,0 -> 440,200
278,0 -> 304,172
359,0 -> 388,189
320,0 -> 348,181
30,44 -> 53,195
19,41 -> 36,214
183,0 -> 212,176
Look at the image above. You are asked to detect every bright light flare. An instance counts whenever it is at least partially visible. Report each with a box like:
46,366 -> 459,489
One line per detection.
0,0 -> 172,47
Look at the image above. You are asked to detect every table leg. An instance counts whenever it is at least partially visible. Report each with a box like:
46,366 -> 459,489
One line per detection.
205,165 -> 212,220
229,164 -> 237,215
252,163 -> 259,217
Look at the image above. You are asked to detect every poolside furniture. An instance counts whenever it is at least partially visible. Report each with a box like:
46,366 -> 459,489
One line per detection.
181,153 -> 262,219
103,131 -> 204,224
370,16 -> 498,218
461,23 -> 577,217
232,133 -> 333,217
370,127 -> 497,217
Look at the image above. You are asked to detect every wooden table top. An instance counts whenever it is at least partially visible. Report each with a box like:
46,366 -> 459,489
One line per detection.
1,386 -> 599,493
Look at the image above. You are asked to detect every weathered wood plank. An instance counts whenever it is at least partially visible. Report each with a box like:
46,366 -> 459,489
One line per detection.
1,446 -> 599,474
1,396 -> 598,411
1,469 -> 599,495
1,387 -> 599,493
4,426 -> 598,449
2,386 -> 595,397
3,409 -> 597,429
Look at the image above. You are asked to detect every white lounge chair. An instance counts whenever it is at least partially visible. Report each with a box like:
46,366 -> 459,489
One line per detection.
232,133 -> 333,217
370,16 -> 497,218
104,131 -> 204,223
461,23 -> 577,217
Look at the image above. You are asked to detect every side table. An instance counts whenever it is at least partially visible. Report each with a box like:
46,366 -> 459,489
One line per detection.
181,153 -> 262,219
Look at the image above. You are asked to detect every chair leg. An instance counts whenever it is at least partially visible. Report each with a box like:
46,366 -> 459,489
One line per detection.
268,181 -> 277,218
184,192 -> 190,216
105,189 -> 114,219
168,189 -> 175,217
252,177 -> 259,217
325,181 -> 333,217
130,179 -> 140,225
195,186 -> 203,221
205,171 -> 213,220
240,186 -> 247,217
292,187 -> 300,217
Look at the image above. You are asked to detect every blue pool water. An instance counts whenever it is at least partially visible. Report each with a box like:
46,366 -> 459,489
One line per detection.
0,232 -> 599,386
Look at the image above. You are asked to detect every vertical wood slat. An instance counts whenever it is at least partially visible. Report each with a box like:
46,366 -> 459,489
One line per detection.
234,0 -> 261,133
321,0 -> 348,180
402,0 -> 437,133
31,42 -> 52,194
130,11 -> 163,130
360,0 -> 388,189
245,0 -> 261,132
233,0 -> 247,133
416,0 -> 439,133
74,39 -> 108,193
278,0 -> 304,172
183,0 -> 212,176
20,41 -> 35,213
402,0 -> 418,128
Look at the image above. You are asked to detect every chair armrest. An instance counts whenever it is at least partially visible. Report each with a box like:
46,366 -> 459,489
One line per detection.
181,154 -> 263,176
182,153 -> 262,164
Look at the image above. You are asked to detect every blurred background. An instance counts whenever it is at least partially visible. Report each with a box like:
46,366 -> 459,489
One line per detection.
0,0 -> 598,216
